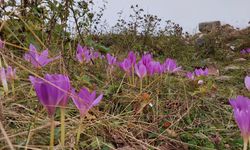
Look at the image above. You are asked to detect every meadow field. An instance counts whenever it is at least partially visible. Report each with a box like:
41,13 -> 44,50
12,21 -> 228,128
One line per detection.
0,1 -> 250,150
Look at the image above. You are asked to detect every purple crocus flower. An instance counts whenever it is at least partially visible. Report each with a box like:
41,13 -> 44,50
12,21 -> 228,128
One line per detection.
0,68 -> 8,93
0,39 -> 4,49
119,58 -> 132,74
71,88 -> 103,117
147,61 -> 156,76
245,76 -> 250,91
153,61 -> 163,74
128,51 -> 136,65
76,44 -> 85,63
240,50 -> 247,54
6,66 -> 16,80
93,51 -> 100,59
240,48 -> 250,54
135,62 -> 147,79
29,74 -> 71,117
162,58 -> 182,73
229,95 -> 250,142
194,68 -> 208,77
24,44 -> 60,68
186,72 -> 195,80
76,44 -> 93,63
83,50 -> 92,63
106,53 -> 117,67
140,53 -> 153,67
146,61 -> 162,76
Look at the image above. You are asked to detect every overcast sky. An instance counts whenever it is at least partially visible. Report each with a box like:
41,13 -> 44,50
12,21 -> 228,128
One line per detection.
94,0 -> 250,33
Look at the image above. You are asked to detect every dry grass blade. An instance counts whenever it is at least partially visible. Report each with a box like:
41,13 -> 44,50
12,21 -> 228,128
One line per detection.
0,121 -> 15,150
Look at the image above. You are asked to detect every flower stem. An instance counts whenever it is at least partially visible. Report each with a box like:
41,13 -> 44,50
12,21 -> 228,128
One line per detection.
2,80 -> 8,94
243,137 -> 248,150
132,66 -> 135,86
76,118 -> 83,145
60,108 -> 66,149
140,78 -> 143,93
11,80 -> 15,96
50,117 -> 55,150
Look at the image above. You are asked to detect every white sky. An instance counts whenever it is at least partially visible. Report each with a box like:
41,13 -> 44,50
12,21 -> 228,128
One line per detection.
94,0 -> 250,33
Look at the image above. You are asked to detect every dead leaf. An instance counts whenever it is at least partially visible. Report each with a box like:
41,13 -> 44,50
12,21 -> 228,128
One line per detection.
166,129 -> 178,137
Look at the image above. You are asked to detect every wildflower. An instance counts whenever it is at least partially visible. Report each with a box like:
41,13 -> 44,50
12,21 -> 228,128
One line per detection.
6,66 -> 16,80
162,58 -> 182,73
147,61 -> 162,76
128,51 -> 136,65
135,62 -> 147,79
76,44 -> 101,63
76,44 -> 86,63
229,95 -> 250,149
24,44 -> 60,68
245,76 -> 250,91
194,68 -> 208,77
0,68 -> 8,93
140,53 -> 153,67
119,58 -> 132,74
72,87 -> 103,144
29,74 -> 71,117
240,48 -> 250,54
106,53 -> 117,67
30,74 -> 70,149
186,72 -> 195,80
93,51 -> 100,59
71,87 -> 103,117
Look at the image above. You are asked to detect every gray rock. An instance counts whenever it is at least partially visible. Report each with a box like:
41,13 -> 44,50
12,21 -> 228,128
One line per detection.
215,76 -> 232,81
233,58 -> 247,62
224,65 -> 241,71
199,21 -> 221,33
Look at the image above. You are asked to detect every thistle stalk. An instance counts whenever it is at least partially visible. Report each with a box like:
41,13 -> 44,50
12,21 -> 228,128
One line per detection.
50,117 -> 55,150
60,108 -> 66,149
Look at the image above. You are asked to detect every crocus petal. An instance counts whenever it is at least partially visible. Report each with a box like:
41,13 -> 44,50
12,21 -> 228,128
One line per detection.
245,76 -> 250,91
186,72 -> 195,80
120,58 -> 132,73
91,93 -> 103,106
24,44 -> 59,68
135,63 -> 147,79
229,96 -> 250,138
6,66 -> 16,80
0,68 -> 8,93
106,53 -> 117,66
128,51 -> 136,65
71,87 -> 103,117
29,74 -> 71,117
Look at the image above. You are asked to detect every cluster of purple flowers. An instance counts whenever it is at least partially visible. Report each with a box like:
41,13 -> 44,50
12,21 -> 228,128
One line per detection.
186,68 -> 209,80
76,44 -> 103,64
22,44 -> 104,117
240,48 -> 250,55
106,51 -> 182,79
29,74 -> 103,117
106,53 -> 117,69
229,76 -> 250,148
24,44 -> 60,68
